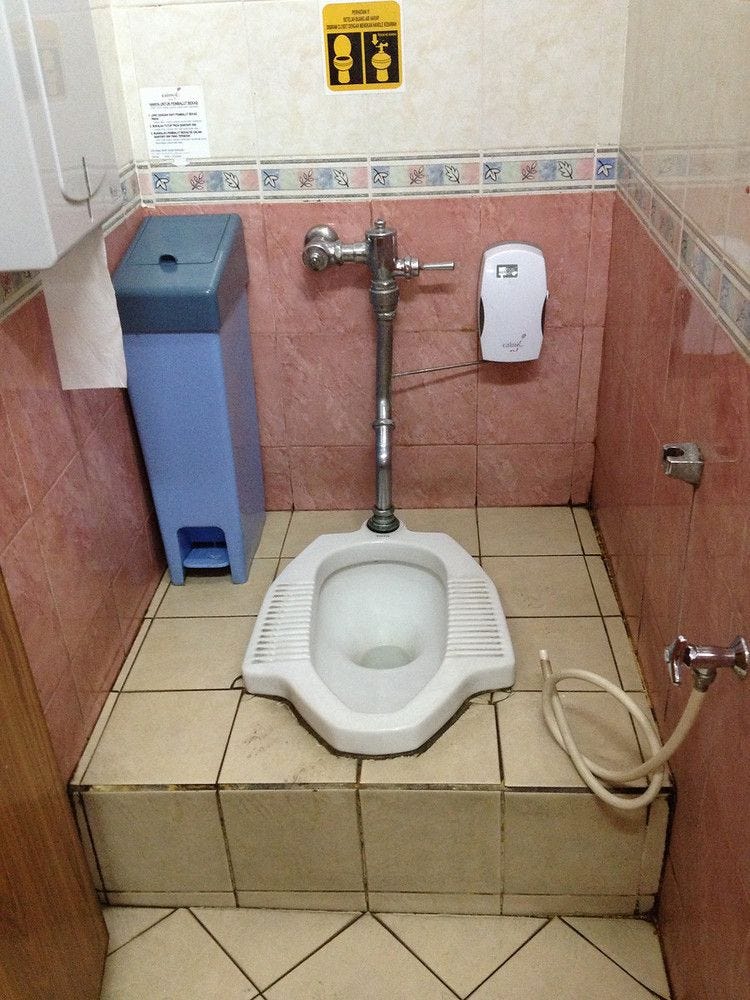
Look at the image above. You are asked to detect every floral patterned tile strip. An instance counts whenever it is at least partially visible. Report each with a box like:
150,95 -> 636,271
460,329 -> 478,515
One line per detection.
482,152 -> 594,192
371,157 -> 480,194
260,161 -> 369,197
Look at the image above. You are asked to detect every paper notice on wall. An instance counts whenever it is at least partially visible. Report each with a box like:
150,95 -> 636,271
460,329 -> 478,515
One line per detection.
140,85 -> 210,164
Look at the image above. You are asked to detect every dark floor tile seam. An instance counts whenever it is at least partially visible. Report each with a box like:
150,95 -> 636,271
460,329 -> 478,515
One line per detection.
104,908 -> 176,958
559,916 -> 669,999
354,767 -> 371,911
370,913 -> 463,998
146,575 -> 170,618
462,917 -> 553,999
257,911 -> 365,994
117,685 -> 246,693
185,907 -> 261,993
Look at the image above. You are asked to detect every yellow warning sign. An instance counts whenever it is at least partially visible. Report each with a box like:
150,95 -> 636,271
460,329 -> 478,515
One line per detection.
322,2 -> 402,91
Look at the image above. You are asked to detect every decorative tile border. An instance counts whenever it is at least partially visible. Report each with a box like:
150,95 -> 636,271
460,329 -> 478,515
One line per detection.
142,161 -> 261,203
618,150 -> 750,361
482,150 -> 594,193
371,155 -> 480,195
260,159 -> 368,198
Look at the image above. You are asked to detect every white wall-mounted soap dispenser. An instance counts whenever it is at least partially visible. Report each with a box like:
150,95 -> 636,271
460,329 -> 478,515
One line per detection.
0,0 -> 122,271
478,243 -> 548,362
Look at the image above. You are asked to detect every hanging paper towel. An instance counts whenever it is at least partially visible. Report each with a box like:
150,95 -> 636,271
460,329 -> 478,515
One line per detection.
41,227 -> 127,390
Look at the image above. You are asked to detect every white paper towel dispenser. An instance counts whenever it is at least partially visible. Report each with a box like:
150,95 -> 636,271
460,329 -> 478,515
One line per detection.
478,243 -> 548,362
0,0 -> 122,270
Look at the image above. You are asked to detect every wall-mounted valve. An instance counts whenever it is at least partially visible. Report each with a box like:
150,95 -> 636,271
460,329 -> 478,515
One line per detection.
662,442 -> 704,486
665,634 -> 750,691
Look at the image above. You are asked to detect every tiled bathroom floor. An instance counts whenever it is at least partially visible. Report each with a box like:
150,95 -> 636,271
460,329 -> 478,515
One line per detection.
100,904 -> 671,999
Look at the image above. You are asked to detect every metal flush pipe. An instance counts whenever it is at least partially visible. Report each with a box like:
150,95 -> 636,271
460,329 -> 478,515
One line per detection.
302,219 -> 454,534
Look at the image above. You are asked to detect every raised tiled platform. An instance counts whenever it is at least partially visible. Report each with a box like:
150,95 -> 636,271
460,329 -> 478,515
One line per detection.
70,507 -> 670,916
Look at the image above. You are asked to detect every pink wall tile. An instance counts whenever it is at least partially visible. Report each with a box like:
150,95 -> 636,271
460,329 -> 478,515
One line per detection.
370,197 -> 482,332
480,193 -> 593,327
477,443 -> 574,506
112,520 -> 161,639
250,331 -> 287,446
575,327 -> 604,443
261,446 -> 293,510
280,326 -> 374,446
393,368 -> 477,446
263,201 -> 373,335
0,518 -> 71,708
41,669 -> 86,782
477,328 -> 583,444
571,442 -> 595,503
290,445 -> 373,509
0,395 -> 31,552
70,587 -> 124,733
392,445 -> 476,508
584,192 -> 614,326
658,861 -> 709,1000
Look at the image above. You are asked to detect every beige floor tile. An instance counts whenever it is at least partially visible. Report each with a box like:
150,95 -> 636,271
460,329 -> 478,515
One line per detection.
586,556 -> 621,615
156,559 -> 276,617
497,692 -> 646,789
378,912 -> 545,998
72,693 -> 119,786
123,617 -> 254,691
100,909 -> 257,1000
255,511 -> 292,558
112,621 -> 151,690
236,890 -> 366,910
220,697 -> 356,785
482,556 -> 599,616
220,788 -> 363,892
107,891 -> 235,907
360,704 -> 500,786
360,789 -> 502,894
103,906 -> 173,954
471,918 -> 656,999
192,907 -> 359,990
265,913 -> 455,1000
371,892 -> 503,915
83,690 -> 240,785
282,510 -> 371,557
503,792 -> 646,895
478,507 -> 581,556
572,508 -> 601,554
506,617 -> 621,691
275,557 -> 294,578
502,895 -> 638,916
84,790 -> 232,893
605,617 -> 644,690
564,916 -> 671,997
641,797 -> 670,894
144,570 -> 171,617
397,507 -> 479,555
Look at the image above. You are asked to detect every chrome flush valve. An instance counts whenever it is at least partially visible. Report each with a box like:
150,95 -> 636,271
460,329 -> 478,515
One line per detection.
665,635 -> 750,691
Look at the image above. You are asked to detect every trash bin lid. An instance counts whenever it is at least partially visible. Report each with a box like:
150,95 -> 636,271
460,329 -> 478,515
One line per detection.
113,214 -> 249,333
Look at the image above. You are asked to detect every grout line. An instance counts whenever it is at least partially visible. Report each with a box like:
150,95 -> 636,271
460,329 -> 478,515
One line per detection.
560,917 -> 670,999
105,908 -> 176,957
215,788 -> 240,908
185,908 -> 260,991
259,911 -> 364,993
354,779 -> 371,912
463,917 -> 553,998
371,914 -> 462,998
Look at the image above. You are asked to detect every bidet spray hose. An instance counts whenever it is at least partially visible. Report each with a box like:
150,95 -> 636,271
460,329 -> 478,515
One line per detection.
539,651 -> 706,811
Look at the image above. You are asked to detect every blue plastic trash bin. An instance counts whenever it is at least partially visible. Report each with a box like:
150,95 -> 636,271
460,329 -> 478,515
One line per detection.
113,213 -> 264,585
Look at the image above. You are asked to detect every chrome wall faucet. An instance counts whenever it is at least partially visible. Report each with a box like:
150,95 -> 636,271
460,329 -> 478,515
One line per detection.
302,220 -> 454,533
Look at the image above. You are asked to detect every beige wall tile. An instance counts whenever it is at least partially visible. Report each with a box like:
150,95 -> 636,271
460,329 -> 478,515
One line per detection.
506,617 -> 620,691
83,690 -> 241,785
585,556 -> 620,615
126,3 -> 256,159
503,792 -> 646,895
482,557 -> 599,616
497,692 -> 646,789
84,789 -> 232,892
71,793 -> 103,891
370,892 -> 503,915
502,895 -> 637,917
236,890 -> 366,910
360,789 -> 502,894
123,617 -> 254,691
640,796 -> 669,894
221,788 -> 364,891
398,508 -> 479,556
282,510 -> 371,557
156,560 -> 276,617
478,508 -> 581,556
360,704 -> 500,786
220,696 -> 357,785
91,7 -> 134,168
107,891 -> 235,907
